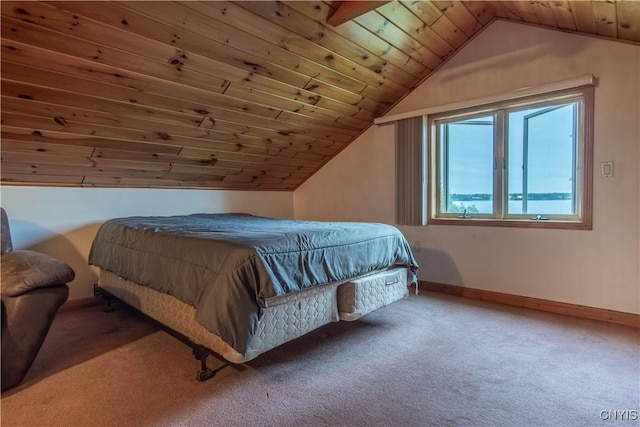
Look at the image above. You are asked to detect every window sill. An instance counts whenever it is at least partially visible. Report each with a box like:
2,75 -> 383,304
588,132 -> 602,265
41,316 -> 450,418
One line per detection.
428,217 -> 592,230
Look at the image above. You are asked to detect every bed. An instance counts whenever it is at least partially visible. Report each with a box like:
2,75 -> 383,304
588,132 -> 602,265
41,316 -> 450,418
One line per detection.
89,213 -> 418,378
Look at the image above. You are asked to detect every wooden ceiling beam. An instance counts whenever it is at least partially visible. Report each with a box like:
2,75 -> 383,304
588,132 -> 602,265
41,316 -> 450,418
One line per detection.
326,1 -> 391,27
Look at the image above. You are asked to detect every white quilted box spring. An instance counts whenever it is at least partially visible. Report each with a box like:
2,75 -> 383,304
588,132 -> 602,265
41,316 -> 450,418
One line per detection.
98,269 -> 340,364
337,267 -> 410,321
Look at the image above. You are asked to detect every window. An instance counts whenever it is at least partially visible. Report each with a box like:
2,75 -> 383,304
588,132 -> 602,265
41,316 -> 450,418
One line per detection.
428,85 -> 593,229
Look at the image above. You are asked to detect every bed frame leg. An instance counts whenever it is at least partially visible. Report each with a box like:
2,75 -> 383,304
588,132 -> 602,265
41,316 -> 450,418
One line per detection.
193,346 -> 214,381
94,283 -> 115,312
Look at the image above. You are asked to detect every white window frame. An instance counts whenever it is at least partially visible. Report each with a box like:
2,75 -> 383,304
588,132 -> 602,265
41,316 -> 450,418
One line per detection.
427,85 -> 594,230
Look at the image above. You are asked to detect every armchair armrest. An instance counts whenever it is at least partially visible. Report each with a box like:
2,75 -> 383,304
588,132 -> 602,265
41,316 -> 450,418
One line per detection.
1,250 -> 75,297
1,284 -> 69,390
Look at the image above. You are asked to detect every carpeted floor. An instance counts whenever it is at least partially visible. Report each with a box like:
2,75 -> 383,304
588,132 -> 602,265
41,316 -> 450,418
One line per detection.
1,291 -> 638,427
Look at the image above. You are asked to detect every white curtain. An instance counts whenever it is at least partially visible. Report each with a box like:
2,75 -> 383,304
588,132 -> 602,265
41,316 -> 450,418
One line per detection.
395,116 -> 425,226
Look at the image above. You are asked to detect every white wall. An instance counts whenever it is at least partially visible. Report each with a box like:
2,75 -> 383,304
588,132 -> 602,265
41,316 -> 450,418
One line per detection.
295,20 -> 640,315
0,186 -> 293,300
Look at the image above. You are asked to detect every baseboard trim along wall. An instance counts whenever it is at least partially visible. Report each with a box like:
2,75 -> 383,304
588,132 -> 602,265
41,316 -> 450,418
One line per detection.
419,281 -> 640,328
59,297 -> 101,313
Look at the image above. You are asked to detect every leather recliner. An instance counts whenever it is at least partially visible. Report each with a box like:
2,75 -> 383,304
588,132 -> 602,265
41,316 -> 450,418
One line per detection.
1,208 -> 74,390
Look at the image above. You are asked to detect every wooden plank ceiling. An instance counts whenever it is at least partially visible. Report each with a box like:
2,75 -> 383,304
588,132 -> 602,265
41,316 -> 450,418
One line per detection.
2,1 -> 639,190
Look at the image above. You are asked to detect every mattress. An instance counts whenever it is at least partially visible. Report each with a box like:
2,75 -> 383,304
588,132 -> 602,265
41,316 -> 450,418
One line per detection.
337,267 -> 411,321
99,266 -> 412,363
99,269 -> 340,363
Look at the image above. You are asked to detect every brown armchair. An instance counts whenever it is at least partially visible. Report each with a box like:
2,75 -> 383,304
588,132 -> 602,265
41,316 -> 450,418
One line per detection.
1,208 -> 74,390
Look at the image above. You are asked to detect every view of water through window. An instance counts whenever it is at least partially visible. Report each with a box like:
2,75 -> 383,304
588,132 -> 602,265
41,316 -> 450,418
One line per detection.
452,199 -> 572,215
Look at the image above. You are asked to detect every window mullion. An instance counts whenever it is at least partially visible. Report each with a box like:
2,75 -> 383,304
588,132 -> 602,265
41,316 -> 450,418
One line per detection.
523,113 -> 529,214
571,102 -> 578,215
442,124 -> 449,214
494,111 -> 505,219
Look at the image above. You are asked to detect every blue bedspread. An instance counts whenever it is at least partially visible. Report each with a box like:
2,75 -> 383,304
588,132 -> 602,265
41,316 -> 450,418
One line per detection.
89,213 -> 418,353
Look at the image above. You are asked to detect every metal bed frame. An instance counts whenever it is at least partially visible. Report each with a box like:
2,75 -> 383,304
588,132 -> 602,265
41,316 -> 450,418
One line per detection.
94,284 -> 242,381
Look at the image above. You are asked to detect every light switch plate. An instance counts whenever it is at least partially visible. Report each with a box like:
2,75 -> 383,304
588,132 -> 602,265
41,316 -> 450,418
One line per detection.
600,161 -> 614,178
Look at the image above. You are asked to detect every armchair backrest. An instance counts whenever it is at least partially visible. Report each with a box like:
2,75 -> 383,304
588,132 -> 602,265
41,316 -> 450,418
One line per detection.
1,208 -> 13,255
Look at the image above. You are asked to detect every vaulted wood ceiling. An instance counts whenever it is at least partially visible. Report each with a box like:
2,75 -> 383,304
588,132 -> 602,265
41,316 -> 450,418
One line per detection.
2,1 -> 639,190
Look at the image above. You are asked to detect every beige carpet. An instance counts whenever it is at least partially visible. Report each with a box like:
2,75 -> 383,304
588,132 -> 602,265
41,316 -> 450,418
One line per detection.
1,291 -> 638,426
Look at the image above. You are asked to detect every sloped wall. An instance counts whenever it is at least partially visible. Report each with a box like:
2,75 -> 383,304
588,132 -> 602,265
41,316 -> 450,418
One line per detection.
295,20 -> 640,314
